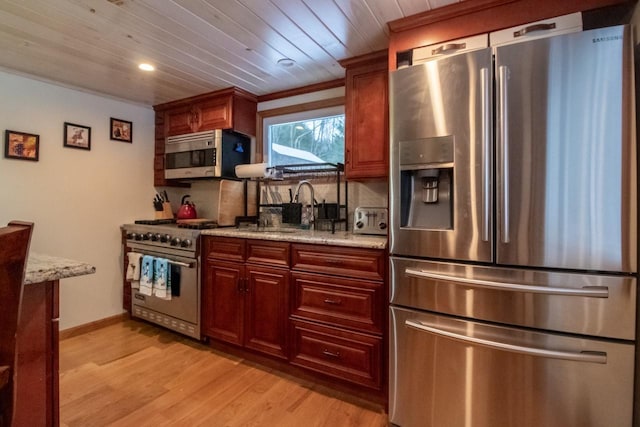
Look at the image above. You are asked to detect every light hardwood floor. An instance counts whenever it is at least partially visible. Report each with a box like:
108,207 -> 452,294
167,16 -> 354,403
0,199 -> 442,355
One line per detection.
59,319 -> 388,427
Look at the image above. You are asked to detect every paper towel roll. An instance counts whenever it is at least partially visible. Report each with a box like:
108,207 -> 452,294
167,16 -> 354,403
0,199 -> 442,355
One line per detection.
235,163 -> 269,178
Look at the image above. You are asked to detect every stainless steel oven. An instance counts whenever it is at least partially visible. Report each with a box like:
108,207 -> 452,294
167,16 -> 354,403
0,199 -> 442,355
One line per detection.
122,222 -> 203,340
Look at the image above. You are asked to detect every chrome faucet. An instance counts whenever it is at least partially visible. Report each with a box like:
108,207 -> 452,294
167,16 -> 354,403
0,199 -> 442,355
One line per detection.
294,180 -> 315,229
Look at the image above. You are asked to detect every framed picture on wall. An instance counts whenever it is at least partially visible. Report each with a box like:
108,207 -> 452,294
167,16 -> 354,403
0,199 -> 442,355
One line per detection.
63,122 -> 91,150
110,117 -> 132,143
4,130 -> 39,161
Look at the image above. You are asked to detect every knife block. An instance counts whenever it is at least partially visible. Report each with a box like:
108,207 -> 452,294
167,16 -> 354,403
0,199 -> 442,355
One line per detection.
155,202 -> 174,220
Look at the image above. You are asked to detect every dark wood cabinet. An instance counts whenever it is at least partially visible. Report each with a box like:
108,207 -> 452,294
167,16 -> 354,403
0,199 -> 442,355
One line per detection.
202,236 -> 386,394
289,243 -> 385,391
244,265 -> 289,359
164,96 -> 234,137
203,237 -> 289,360
340,50 -> 389,180
153,87 -> 257,186
14,280 -> 59,427
203,260 -> 244,346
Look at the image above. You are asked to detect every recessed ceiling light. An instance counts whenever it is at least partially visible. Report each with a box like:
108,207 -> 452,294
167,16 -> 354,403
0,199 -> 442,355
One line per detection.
277,58 -> 296,68
138,63 -> 155,72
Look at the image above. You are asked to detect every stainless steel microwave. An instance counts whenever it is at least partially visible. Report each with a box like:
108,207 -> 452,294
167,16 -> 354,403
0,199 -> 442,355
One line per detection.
164,129 -> 250,179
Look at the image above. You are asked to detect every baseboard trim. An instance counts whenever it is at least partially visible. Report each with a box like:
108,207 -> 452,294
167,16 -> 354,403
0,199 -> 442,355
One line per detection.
59,312 -> 128,340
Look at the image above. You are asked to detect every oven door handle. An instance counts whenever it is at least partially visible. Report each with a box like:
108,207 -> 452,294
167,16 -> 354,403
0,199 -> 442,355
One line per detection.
405,319 -> 607,364
167,260 -> 193,268
404,268 -> 609,298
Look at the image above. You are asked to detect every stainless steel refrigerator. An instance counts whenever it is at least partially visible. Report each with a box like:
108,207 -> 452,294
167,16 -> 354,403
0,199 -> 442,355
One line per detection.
389,24 -> 637,427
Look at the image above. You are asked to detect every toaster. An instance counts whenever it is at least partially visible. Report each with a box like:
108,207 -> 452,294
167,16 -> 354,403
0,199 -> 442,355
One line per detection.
353,207 -> 388,235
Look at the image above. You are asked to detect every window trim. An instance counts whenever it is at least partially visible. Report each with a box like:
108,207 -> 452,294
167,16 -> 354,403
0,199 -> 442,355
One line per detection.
256,96 -> 345,163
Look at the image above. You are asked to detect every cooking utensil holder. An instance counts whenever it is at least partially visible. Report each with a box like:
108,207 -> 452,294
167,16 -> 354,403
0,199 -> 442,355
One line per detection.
281,203 -> 302,224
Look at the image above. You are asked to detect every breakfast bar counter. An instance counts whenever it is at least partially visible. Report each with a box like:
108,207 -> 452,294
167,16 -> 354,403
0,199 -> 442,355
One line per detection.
15,253 -> 95,427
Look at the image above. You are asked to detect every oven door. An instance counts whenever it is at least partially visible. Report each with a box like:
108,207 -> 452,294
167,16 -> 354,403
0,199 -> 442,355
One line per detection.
389,306 -> 635,427
127,244 -> 199,328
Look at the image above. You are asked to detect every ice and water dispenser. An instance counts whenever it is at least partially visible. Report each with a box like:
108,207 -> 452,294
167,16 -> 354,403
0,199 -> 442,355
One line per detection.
399,136 -> 454,230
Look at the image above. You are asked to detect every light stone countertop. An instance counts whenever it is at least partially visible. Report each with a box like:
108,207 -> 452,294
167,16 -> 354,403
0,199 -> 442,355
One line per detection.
200,227 -> 387,250
25,253 -> 96,285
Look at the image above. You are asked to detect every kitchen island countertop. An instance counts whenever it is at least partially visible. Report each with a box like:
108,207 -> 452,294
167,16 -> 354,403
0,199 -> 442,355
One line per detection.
25,252 -> 96,284
201,227 -> 387,250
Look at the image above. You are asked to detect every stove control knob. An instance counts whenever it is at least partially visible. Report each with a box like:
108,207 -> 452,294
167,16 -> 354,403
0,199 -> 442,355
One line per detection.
152,233 -> 161,241
161,234 -> 171,243
143,232 -> 153,241
181,239 -> 192,248
378,222 -> 387,230
170,237 -> 181,246
134,233 -> 142,241
126,232 -> 136,240
355,220 -> 364,229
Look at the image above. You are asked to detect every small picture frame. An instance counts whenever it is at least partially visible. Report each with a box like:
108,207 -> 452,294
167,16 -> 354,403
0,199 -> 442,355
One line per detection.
110,118 -> 132,143
4,130 -> 39,161
64,122 -> 91,150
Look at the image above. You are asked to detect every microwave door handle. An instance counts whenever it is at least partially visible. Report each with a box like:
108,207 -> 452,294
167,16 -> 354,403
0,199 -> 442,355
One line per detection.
404,268 -> 609,298
405,320 -> 607,364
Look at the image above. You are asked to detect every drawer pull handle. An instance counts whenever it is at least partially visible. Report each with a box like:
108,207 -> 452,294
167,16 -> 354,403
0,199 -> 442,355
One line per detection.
322,349 -> 341,359
326,259 -> 342,265
323,298 -> 342,305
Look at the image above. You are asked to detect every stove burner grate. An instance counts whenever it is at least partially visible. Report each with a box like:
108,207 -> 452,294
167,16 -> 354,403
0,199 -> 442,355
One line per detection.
134,219 -> 177,225
177,221 -> 218,230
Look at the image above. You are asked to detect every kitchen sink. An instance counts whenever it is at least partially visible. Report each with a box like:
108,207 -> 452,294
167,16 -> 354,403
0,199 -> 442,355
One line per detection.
247,228 -> 299,234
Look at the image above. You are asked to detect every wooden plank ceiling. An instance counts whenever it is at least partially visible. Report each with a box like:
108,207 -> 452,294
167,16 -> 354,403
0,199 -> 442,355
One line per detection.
0,0 -> 461,106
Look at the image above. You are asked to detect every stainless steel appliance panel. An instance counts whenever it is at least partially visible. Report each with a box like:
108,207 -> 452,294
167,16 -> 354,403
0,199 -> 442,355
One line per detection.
495,25 -> 636,272
128,243 -> 199,326
390,256 -> 636,340
389,306 -> 635,427
390,48 -> 493,262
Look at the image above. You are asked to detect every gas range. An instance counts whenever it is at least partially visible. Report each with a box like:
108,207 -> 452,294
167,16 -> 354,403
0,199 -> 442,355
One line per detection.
122,220 -> 215,253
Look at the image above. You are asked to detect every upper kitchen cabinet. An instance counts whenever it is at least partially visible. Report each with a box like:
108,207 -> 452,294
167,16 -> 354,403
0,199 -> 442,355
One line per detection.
387,0 -> 632,70
152,87 -> 257,186
154,87 -> 257,138
340,50 -> 389,180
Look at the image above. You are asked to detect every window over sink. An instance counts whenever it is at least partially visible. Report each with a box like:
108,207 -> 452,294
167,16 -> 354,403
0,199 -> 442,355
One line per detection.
261,100 -> 344,167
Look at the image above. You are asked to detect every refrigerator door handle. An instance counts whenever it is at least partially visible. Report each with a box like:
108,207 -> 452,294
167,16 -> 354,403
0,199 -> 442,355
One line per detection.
481,67 -> 491,242
498,65 -> 510,243
405,319 -> 608,364
404,268 -> 610,298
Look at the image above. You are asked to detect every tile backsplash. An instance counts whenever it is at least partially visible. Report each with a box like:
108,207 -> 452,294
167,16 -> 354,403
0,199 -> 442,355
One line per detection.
159,177 -> 388,228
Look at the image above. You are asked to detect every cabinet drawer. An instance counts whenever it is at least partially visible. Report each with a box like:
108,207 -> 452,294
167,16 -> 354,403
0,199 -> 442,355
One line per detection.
290,320 -> 382,390
205,236 -> 245,262
247,239 -> 290,267
291,272 -> 382,334
291,244 -> 385,280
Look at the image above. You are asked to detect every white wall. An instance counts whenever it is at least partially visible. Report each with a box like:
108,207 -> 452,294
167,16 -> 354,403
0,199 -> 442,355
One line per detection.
0,71 -> 156,330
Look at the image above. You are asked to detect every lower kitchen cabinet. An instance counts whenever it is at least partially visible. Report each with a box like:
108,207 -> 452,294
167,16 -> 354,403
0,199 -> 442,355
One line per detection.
202,236 -> 386,395
290,319 -> 382,390
244,265 -> 289,359
203,238 -> 289,360
290,244 -> 385,391
203,260 -> 244,346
